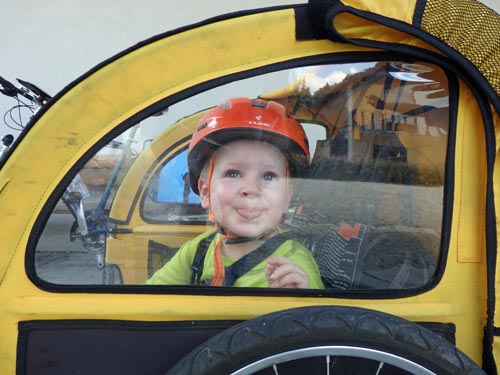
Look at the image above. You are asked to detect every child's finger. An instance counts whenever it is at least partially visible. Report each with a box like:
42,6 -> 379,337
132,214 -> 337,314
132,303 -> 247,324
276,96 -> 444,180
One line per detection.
269,272 -> 306,288
264,256 -> 284,278
269,263 -> 302,280
264,263 -> 276,280
270,273 -> 308,288
266,257 -> 309,288
266,257 -> 296,280
266,255 -> 291,268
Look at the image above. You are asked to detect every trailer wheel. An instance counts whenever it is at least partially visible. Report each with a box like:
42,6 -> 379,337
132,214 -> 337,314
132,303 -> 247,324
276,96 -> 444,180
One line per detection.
166,305 -> 485,375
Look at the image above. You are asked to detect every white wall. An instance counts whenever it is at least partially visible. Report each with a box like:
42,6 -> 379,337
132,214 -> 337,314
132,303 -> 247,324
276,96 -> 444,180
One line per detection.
0,0 -> 301,139
1,0 -> 499,140
482,0 -> 499,11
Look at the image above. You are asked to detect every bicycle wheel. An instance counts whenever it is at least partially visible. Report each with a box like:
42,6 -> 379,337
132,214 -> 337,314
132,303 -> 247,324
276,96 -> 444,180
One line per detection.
166,305 -> 486,375
102,263 -> 123,285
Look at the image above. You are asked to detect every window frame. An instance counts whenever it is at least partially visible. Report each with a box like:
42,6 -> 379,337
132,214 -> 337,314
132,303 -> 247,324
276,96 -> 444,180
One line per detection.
27,53 -> 458,298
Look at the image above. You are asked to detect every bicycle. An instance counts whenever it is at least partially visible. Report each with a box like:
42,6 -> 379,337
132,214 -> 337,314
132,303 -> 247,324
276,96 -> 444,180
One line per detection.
0,75 -> 136,278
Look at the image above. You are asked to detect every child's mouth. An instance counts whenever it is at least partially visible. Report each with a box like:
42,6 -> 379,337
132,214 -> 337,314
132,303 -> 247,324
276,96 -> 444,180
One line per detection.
237,208 -> 262,220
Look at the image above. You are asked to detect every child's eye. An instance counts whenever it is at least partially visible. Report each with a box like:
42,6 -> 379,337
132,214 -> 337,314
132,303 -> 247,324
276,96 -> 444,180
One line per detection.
226,170 -> 240,178
263,172 -> 277,181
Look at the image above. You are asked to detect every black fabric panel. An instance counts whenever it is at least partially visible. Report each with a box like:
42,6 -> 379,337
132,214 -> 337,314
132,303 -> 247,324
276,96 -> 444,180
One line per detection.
17,319 -> 240,375
17,319 -> 456,375
295,6 -> 325,40
303,0 -> 340,40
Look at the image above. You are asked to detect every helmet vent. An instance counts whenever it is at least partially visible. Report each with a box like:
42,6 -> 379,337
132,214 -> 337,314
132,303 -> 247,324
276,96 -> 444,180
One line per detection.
250,100 -> 267,108
218,102 -> 231,109
196,122 -> 208,132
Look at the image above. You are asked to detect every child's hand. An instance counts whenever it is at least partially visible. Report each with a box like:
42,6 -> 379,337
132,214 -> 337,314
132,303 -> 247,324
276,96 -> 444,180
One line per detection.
265,256 -> 309,289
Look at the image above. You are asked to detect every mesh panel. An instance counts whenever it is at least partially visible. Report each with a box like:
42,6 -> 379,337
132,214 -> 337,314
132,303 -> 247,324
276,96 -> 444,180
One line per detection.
421,0 -> 500,95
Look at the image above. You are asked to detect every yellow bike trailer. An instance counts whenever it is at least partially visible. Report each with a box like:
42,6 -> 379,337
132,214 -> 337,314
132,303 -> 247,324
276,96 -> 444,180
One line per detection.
1,0 -> 500,374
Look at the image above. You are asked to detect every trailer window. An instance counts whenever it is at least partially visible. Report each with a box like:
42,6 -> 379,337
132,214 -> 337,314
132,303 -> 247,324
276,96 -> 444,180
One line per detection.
35,60 -> 449,293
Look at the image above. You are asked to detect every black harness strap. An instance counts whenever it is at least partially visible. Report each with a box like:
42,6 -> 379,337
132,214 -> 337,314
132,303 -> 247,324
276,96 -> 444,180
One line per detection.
190,231 -> 295,286
222,232 -> 295,286
190,232 -> 216,285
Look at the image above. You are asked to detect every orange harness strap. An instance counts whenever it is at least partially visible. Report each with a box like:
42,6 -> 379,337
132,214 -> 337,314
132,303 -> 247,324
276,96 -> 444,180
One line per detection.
211,237 -> 225,286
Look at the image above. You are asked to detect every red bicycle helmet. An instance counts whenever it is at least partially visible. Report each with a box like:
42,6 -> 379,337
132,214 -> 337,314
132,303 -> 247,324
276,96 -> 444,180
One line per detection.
187,97 -> 310,194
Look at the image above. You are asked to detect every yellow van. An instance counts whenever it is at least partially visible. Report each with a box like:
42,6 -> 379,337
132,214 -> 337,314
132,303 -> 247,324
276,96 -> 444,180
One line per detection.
1,0 -> 500,374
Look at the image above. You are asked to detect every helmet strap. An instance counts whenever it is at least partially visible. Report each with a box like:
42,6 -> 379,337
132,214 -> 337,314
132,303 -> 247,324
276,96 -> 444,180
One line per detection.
206,153 -> 216,223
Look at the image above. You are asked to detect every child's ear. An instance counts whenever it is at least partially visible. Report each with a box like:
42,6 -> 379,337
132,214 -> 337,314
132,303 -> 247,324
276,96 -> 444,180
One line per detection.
198,177 -> 210,209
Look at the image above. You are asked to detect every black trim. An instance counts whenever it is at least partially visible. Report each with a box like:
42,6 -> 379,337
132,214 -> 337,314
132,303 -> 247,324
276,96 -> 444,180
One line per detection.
418,68 -> 458,292
303,0 -> 342,40
295,5 -> 326,40
480,94 -> 498,375
108,227 -> 133,234
412,0 -> 427,27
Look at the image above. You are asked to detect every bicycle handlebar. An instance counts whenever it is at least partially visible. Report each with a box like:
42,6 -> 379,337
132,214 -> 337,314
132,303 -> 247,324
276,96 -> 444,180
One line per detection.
17,78 -> 51,102
0,76 -> 50,106
0,76 -> 24,98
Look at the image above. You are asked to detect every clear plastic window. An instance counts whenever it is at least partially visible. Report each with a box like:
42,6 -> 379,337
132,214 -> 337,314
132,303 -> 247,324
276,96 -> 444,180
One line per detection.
35,61 -> 449,291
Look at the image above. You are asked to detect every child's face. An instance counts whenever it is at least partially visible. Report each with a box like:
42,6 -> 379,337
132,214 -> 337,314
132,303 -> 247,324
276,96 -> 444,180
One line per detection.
198,139 -> 291,238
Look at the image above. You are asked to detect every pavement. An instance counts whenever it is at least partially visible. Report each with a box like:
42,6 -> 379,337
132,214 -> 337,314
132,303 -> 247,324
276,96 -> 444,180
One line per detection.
36,213 -> 105,284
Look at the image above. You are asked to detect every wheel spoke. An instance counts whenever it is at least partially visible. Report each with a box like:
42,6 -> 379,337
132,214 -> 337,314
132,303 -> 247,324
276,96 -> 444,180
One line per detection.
375,362 -> 384,375
231,347 -> 438,375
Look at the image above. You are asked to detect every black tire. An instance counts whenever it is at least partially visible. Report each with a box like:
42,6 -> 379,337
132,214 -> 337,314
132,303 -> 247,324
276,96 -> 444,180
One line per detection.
166,305 -> 485,375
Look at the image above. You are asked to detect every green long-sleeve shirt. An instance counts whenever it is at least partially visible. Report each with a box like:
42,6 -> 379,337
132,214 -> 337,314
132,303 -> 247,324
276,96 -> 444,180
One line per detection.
147,230 -> 324,289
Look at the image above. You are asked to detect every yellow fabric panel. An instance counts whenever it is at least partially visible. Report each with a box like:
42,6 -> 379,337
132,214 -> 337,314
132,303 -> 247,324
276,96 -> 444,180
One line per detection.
455,82 -> 486,262
332,12 -> 442,53
0,9 -> 343,283
343,0 -> 418,24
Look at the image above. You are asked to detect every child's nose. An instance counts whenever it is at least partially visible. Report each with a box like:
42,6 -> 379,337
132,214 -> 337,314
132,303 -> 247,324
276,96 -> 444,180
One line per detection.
240,176 -> 261,196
